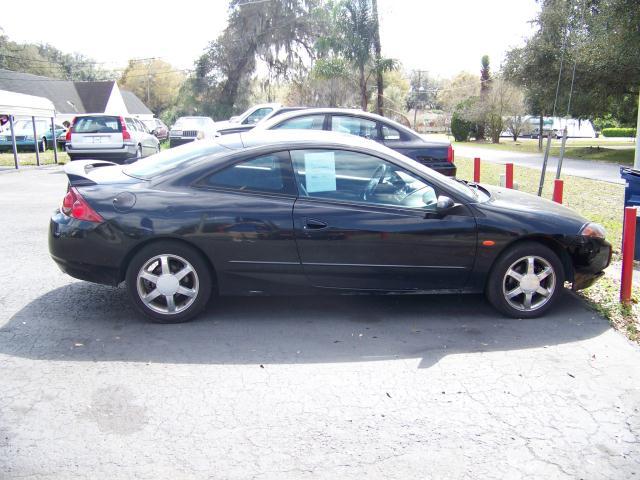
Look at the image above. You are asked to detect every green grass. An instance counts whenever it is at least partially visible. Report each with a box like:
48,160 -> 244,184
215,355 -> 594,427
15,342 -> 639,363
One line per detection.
453,137 -> 636,165
0,149 -> 69,167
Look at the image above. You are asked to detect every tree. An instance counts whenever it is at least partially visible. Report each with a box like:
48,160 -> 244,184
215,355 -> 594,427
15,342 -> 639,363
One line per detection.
320,0 -> 398,111
0,27 -> 115,81
478,78 -> 526,144
505,114 -> 527,141
119,59 -> 185,115
193,0 -> 325,119
437,71 -> 480,130
504,0 -> 640,129
475,55 -> 491,140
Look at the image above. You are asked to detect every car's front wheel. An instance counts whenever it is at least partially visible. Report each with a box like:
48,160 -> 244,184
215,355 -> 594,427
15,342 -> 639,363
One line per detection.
486,242 -> 564,318
126,241 -> 212,323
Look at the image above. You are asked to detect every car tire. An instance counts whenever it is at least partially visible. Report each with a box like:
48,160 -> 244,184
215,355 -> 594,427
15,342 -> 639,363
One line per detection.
486,241 -> 564,319
126,241 -> 212,323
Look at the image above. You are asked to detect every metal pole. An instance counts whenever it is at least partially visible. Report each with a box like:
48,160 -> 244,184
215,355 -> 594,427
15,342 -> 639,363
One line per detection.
51,117 -> 58,164
538,133 -> 553,196
555,125 -> 568,179
635,87 -> 640,170
31,116 -> 40,166
620,206 -> 637,303
9,115 -> 18,169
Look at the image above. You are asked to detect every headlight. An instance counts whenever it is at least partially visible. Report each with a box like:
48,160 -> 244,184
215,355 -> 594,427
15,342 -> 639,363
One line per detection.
170,130 -> 183,137
580,222 -> 606,239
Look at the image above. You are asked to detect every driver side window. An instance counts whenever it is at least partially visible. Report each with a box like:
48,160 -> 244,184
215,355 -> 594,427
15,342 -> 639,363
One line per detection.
290,149 -> 438,210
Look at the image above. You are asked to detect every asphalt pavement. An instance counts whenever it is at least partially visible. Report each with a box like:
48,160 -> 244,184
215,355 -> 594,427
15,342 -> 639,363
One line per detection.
1,167 -> 639,479
454,144 -> 626,184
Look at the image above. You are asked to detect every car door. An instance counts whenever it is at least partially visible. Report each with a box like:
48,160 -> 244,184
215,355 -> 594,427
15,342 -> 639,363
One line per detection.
134,119 -> 157,155
290,148 -> 477,291
189,151 -> 305,294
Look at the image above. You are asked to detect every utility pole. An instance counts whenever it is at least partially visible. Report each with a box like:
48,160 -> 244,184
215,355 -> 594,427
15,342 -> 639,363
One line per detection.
371,0 -> 384,116
412,70 -> 428,130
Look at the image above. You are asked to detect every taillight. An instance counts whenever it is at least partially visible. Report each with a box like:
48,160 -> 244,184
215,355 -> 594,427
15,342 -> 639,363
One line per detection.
120,116 -> 131,141
65,117 -> 76,142
447,144 -> 454,163
60,187 -> 103,223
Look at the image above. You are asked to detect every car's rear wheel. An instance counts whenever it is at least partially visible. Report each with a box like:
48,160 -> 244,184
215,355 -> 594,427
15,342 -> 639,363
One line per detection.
486,242 -> 564,318
126,241 -> 212,323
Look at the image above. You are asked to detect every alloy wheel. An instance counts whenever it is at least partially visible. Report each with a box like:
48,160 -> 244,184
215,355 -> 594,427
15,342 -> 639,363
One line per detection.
502,255 -> 556,312
136,254 -> 199,315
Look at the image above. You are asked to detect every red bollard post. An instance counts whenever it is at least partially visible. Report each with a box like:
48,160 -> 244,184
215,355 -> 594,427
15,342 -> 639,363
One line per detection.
552,179 -> 564,204
621,207 -> 637,304
473,157 -> 481,183
505,163 -> 514,189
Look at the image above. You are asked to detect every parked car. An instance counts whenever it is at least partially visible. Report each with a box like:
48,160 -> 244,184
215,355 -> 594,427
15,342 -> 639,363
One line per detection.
153,118 -> 169,141
214,103 -> 282,132
215,107 -> 308,136
142,118 -> 169,141
49,130 -> 611,323
254,108 -> 457,176
0,119 -> 66,152
169,116 -> 217,148
65,115 -> 160,163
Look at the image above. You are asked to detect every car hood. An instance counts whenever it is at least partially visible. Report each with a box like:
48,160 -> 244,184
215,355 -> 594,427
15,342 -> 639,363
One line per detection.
476,184 -> 588,230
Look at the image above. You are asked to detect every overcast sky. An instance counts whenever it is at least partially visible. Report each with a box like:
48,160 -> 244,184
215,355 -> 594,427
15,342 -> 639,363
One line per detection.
1,0 -> 540,79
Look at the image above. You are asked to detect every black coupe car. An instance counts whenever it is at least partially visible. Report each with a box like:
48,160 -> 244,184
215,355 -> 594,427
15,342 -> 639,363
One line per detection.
49,131 -> 610,323
254,108 -> 456,176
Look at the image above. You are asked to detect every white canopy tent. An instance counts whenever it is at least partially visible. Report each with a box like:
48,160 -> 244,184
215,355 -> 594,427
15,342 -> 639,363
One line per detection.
0,89 -> 58,168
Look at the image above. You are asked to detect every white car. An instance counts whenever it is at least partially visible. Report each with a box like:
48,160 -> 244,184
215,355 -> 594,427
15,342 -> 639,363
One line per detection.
168,116 -> 217,148
65,115 -> 160,163
214,103 -> 282,131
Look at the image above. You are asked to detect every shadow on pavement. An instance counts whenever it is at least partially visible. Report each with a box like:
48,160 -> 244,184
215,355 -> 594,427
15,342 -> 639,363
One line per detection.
0,281 -> 609,368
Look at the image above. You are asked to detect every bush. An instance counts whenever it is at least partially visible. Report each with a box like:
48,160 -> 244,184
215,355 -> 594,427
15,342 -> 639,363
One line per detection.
602,127 -> 637,137
451,112 -> 472,141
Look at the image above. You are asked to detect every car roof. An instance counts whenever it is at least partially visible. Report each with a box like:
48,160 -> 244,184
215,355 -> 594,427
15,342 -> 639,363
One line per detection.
238,129 -> 383,150
255,107 -> 421,137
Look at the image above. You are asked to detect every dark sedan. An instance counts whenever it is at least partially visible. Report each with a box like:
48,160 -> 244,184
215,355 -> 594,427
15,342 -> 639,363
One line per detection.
49,131 -> 610,323
254,108 -> 456,176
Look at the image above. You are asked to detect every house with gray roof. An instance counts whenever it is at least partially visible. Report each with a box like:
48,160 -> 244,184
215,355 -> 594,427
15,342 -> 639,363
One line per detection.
0,69 -> 153,123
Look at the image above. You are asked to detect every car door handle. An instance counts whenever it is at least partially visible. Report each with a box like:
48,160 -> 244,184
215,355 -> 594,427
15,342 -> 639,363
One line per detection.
304,218 -> 328,230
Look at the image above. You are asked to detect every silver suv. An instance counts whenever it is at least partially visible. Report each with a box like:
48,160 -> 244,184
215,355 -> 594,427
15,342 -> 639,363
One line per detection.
66,115 -> 160,163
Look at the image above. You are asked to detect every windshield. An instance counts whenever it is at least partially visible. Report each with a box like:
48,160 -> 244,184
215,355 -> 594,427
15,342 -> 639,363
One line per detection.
173,117 -> 213,129
381,147 -> 482,201
123,140 -> 230,179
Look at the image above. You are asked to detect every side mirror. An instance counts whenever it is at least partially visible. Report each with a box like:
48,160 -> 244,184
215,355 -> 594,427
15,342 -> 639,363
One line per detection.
229,116 -> 239,123
436,195 -> 455,212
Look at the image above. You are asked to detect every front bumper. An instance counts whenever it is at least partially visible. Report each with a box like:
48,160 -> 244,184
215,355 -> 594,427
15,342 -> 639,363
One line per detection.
570,237 -> 612,291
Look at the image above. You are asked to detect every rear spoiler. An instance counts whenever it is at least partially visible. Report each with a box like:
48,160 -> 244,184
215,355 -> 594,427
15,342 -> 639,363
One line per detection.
63,160 -> 118,186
